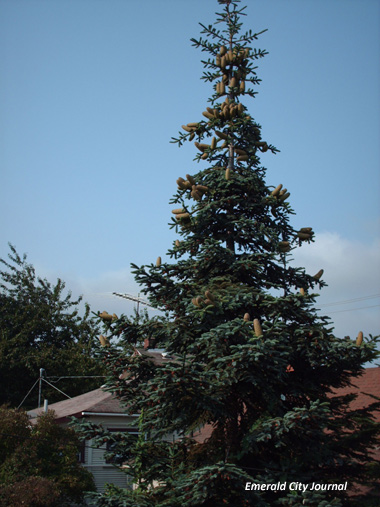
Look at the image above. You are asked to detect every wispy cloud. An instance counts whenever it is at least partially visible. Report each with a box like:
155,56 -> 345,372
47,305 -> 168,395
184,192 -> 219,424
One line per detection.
291,232 -> 380,340
36,232 -> 380,346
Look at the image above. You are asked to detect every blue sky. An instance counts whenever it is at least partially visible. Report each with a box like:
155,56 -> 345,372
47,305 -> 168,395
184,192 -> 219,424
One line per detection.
1,0 -> 379,344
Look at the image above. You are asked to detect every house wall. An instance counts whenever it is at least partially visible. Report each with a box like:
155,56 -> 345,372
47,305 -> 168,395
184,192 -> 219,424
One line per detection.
79,414 -> 179,494
83,414 -> 137,493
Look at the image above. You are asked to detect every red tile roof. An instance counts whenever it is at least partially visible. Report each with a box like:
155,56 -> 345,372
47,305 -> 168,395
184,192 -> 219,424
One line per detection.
194,368 -> 380,444
28,368 -> 379,432
331,367 -> 380,419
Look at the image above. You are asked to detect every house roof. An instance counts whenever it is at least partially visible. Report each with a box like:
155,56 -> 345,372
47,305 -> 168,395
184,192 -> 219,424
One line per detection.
119,348 -> 177,379
27,367 -> 380,431
28,350 -> 180,422
331,366 -> 380,419
27,387 -> 127,424
136,348 -> 176,366
193,368 -> 380,444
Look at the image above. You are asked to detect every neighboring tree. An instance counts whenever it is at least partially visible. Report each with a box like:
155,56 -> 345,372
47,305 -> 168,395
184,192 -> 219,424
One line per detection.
0,406 -> 95,506
77,1 -> 380,506
0,243 -> 104,408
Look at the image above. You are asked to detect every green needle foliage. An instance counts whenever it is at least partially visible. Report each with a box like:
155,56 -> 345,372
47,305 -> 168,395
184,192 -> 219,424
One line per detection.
77,1 -> 380,505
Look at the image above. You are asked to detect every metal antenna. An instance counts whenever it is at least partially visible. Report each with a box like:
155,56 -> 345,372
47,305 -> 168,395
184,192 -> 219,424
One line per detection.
38,368 -> 45,408
112,292 -> 154,315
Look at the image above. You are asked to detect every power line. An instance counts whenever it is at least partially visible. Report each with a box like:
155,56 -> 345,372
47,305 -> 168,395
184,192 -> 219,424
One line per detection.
319,294 -> 380,308
47,375 -> 106,383
41,378 -> 72,400
87,292 -> 380,315
17,378 -> 40,409
326,304 -> 380,315
18,374 -> 107,409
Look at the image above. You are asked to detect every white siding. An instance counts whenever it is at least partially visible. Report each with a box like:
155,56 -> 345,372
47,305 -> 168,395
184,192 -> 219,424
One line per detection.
81,414 -> 177,493
83,415 -> 137,493
85,464 -> 131,493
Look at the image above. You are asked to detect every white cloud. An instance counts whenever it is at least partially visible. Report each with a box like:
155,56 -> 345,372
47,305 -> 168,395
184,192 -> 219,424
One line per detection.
34,265 -> 147,319
35,232 -> 380,347
73,268 -> 150,319
290,232 -> 380,341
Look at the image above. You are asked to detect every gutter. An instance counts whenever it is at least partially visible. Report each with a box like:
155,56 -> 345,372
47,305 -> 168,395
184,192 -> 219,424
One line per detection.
81,412 -> 139,417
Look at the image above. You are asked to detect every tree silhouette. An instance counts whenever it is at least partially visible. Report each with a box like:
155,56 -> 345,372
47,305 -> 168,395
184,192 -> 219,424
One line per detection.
77,2 -> 380,505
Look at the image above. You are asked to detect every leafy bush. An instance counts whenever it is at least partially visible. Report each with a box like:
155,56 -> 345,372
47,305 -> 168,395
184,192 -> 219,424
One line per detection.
0,407 -> 95,505
0,477 -> 60,507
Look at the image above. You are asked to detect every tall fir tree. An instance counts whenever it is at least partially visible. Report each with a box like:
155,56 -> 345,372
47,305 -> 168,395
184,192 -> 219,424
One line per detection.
77,2 -> 380,505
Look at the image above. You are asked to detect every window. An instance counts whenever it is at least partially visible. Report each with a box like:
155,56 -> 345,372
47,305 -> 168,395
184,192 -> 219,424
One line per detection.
77,440 -> 86,463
